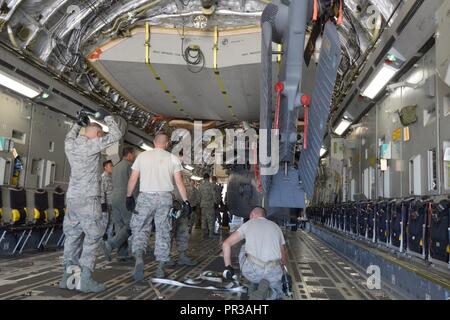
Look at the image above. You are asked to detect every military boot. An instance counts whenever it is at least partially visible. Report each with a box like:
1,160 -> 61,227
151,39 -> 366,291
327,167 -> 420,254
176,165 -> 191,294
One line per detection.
154,261 -> 166,278
165,259 -> 176,267
178,253 -> 197,266
133,251 -> 145,282
78,267 -> 106,293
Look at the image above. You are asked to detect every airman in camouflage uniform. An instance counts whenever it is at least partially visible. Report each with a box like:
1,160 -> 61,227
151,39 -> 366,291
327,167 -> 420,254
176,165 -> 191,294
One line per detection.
186,180 -> 200,233
212,176 -> 223,226
102,147 -> 136,261
101,160 -> 113,238
60,115 -> 123,293
126,133 -> 189,280
100,164 -> 113,207
198,173 -> 218,238
169,185 -> 197,266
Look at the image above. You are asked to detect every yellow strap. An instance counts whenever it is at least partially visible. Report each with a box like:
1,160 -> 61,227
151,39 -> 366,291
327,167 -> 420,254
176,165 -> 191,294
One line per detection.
12,209 -> 20,222
145,23 -> 192,119
212,26 -> 238,121
54,208 -> 60,218
447,245 -> 450,254
34,208 -> 40,220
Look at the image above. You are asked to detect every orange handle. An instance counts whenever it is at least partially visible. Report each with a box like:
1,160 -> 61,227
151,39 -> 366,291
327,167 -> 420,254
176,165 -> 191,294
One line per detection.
313,0 -> 319,22
337,0 -> 344,25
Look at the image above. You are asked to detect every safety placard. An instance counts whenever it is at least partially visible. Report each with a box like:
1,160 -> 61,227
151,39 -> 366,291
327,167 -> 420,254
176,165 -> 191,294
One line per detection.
392,128 -> 402,141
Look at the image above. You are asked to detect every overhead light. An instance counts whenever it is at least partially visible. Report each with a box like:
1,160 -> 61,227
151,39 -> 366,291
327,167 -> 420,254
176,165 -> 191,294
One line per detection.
184,165 -> 194,171
320,147 -> 327,157
191,175 -> 202,181
141,143 -> 153,151
362,63 -> 398,99
88,117 -> 109,133
41,92 -> 50,99
0,69 -> 41,99
334,118 -> 352,136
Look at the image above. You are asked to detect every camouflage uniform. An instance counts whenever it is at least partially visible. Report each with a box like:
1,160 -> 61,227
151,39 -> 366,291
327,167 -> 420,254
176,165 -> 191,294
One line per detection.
101,172 -> 113,237
172,215 -> 190,254
238,245 -> 283,300
63,116 -> 122,271
186,185 -> 200,231
100,172 -> 113,207
129,192 -> 172,261
168,184 -> 192,257
108,159 -> 135,257
198,180 -> 217,237
213,183 -> 223,225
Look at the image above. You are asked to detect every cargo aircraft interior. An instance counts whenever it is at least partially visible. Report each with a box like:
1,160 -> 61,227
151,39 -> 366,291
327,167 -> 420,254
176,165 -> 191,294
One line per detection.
0,0 -> 449,302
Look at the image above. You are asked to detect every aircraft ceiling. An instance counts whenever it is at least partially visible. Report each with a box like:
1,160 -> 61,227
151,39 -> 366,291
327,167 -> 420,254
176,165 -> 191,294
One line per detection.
0,0 -> 404,132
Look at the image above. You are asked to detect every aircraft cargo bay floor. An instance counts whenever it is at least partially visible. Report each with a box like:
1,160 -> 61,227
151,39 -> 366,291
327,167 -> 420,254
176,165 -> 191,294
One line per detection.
0,229 -> 396,300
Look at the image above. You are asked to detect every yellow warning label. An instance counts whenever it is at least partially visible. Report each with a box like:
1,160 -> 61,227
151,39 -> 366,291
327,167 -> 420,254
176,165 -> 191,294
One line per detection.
392,128 -> 402,141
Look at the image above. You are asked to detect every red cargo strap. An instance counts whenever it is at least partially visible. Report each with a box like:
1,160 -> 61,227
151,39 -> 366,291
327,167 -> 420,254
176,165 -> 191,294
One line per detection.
273,82 -> 284,130
253,147 -> 262,193
302,95 -> 311,150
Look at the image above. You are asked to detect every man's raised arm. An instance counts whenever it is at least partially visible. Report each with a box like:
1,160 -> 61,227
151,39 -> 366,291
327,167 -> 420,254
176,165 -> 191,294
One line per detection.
64,123 -> 81,152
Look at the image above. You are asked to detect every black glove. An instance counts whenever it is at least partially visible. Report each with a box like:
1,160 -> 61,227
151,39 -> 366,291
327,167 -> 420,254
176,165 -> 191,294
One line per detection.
101,203 -> 108,213
76,110 -> 90,126
223,265 -> 234,280
182,200 -> 192,217
126,196 -> 136,212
